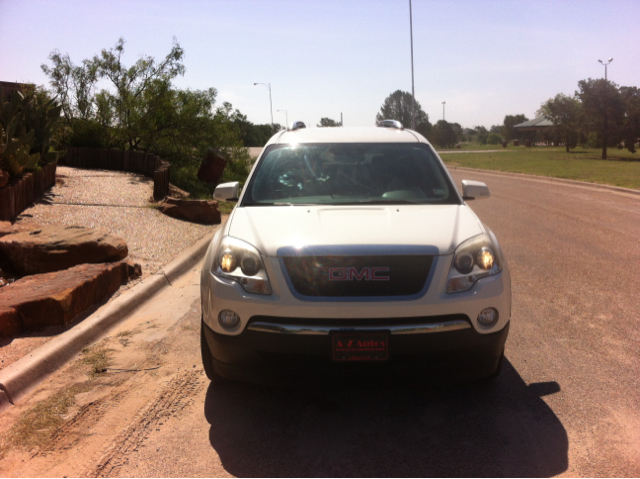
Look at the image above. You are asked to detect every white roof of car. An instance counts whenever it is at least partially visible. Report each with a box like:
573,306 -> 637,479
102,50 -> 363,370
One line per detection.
269,126 -> 429,145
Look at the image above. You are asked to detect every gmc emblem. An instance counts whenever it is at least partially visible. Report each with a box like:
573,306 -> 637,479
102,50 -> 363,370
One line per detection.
328,266 -> 390,281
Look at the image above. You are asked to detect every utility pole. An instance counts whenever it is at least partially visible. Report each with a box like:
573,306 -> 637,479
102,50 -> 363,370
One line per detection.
253,82 -> 273,126
598,58 -> 613,159
598,57 -> 613,81
277,109 -> 288,128
409,0 -> 416,130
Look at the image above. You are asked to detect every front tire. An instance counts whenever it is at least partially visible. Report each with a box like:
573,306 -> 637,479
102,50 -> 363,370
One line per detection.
201,320 -> 226,383
483,348 -> 504,382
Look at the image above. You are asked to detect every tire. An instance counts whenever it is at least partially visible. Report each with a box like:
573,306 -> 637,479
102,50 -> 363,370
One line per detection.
484,348 -> 504,382
201,320 -> 226,383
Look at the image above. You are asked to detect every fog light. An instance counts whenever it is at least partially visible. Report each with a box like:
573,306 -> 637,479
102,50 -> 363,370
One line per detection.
477,307 -> 499,325
218,310 -> 240,328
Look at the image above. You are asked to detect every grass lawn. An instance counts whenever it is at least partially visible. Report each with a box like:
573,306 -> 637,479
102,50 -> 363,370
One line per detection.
437,142 -> 509,151
440,147 -> 640,190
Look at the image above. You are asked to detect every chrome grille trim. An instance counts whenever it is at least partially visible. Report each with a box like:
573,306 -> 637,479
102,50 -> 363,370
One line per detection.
246,320 -> 471,336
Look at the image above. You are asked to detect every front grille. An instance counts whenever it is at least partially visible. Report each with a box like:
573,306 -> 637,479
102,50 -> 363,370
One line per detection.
281,254 -> 433,298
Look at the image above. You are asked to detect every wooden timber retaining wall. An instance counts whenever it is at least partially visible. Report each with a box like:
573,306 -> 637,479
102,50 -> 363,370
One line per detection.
61,147 -> 170,201
0,162 -> 57,222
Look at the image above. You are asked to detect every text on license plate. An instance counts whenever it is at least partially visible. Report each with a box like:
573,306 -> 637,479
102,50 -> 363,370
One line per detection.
332,332 -> 389,361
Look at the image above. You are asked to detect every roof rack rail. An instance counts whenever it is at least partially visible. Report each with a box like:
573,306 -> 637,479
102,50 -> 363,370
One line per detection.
376,119 -> 403,130
288,121 -> 306,131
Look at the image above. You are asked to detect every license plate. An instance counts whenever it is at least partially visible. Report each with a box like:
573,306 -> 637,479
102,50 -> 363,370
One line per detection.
332,331 -> 389,361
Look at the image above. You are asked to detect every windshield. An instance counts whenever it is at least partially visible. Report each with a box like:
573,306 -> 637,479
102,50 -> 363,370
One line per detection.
241,143 -> 460,206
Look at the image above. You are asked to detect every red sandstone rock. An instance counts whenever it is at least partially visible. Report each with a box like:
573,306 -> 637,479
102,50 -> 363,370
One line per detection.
0,170 -> 9,188
0,225 -> 128,276
197,149 -> 227,185
0,306 -> 19,336
158,196 -> 221,225
0,261 -> 140,337
0,221 -> 34,239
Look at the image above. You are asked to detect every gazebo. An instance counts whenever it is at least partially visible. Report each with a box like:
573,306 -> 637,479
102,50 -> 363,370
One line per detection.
514,116 -> 554,146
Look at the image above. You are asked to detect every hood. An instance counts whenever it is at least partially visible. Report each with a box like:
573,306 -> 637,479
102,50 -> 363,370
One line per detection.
227,205 -> 483,257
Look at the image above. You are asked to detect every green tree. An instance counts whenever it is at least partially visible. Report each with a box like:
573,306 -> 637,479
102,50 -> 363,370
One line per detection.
451,123 -> 462,144
620,86 -> 640,153
317,117 -> 342,127
537,94 -> 582,152
576,78 -> 624,159
431,120 -> 457,148
41,38 -> 251,195
376,90 -> 431,138
487,132 -> 502,145
502,114 -> 529,142
475,126 -> 489,145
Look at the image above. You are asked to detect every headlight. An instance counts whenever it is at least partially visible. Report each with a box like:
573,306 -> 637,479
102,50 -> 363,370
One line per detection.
446,234 -> 502,293
212,237 -> 272,295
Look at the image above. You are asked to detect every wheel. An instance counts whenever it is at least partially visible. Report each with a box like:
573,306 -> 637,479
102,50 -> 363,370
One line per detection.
201,320 -> 226,383
484,348 -> 504,382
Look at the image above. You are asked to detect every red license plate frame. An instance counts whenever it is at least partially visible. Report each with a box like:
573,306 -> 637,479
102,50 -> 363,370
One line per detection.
331,331 -> 389,362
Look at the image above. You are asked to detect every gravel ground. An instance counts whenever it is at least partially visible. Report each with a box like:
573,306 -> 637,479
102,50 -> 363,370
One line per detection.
15,166 -> 213,276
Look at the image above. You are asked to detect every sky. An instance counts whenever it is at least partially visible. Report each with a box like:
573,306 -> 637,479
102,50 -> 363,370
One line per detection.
1,0 -> 639,129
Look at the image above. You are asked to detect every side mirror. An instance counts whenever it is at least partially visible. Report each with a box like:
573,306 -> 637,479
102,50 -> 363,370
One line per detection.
213,181 -> 240,202
461,180 -> 490,201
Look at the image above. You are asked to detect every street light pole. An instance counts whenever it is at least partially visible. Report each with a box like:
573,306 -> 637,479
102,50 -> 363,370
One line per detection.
597,58 -> 613,160
409,0 -> 416,130
442,101 -> 446,121
277,109 -> 288,128
254,82 -> 273,126
598,57 -> 613,80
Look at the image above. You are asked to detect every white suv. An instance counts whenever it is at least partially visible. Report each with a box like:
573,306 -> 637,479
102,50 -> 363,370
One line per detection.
200,121 -> 510,385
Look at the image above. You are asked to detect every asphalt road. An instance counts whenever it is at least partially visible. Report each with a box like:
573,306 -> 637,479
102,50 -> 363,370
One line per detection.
1,171 -> 638,477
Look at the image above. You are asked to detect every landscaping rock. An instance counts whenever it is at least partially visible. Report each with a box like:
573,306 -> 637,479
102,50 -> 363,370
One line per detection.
169,184 -> 191,199
158,196 -> 221,225
0,261 -> 140,337
0,225 -> 128,276
0,221 -> 33,239
197,148 -> 227,185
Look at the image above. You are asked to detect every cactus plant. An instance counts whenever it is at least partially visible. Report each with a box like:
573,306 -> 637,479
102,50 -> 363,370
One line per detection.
0,87 -> 64,180
0,121 -> 41,176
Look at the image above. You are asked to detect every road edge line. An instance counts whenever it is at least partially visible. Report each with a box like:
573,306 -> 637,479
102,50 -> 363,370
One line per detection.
0,230 -> 215,412
447,166 -> 640,197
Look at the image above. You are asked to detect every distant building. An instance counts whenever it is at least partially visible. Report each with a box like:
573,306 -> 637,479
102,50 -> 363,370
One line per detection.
514,116 -> 554,146
513,116 -> 553,132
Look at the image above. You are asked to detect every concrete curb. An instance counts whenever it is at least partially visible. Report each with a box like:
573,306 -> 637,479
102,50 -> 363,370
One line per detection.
0,230 -> 215,412
447,166 -> 640,198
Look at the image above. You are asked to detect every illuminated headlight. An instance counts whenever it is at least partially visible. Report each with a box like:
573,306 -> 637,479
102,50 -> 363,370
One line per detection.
212,237 -> 272,295
446,234 -> 502,293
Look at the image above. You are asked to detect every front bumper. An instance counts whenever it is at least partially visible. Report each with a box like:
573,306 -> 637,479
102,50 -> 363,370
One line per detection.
201,254 -> 512,336
202,316 -> 510,385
